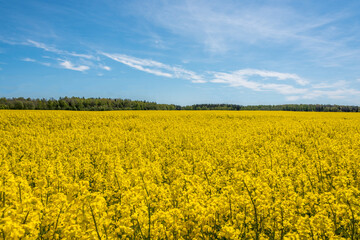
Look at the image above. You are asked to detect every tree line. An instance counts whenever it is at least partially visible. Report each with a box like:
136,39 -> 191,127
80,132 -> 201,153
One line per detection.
0,97 -> 359,112
0,97 -> 180,111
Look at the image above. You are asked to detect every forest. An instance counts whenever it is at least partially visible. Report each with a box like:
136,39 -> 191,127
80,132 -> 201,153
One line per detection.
0,97 -> 359,112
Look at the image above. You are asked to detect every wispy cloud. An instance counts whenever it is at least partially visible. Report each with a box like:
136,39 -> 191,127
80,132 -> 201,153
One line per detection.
21,57 -> 51,67
137,0 -> 359,66
311,80 -> 348,89
102,50 -> 360,101
226,69 -> 308,86
4,37 -> 360,102
59,60 -> 90,72
27,40 -> 94,59
27,40 -> 62,54
285,83 -> 360,101
22,57 -> 36,62
211,70 -> 307,95
99,65 -> 111,71
102,52 -> 205,83
210,68 -> 360,101
102,52 -> 173,77
0,37 -> 22,45
67,52 -> 95,59
288,88 -> 360,101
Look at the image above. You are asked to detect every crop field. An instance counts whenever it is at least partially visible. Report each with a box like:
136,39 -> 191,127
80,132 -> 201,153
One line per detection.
1,110 -> 360,239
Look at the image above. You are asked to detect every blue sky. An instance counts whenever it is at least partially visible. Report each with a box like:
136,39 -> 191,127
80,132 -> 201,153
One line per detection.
1,0 -> 360,106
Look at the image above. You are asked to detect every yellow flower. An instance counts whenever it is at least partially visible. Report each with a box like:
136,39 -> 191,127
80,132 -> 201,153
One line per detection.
0,110 -> 359,238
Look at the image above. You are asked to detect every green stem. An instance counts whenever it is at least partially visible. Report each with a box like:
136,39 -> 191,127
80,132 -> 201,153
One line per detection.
90,205 -> 102,240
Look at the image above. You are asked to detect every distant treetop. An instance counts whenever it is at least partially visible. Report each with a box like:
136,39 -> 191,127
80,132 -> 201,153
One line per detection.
0,97 -> 358,112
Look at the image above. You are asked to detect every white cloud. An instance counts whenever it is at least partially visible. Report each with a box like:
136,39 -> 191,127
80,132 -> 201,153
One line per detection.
27,40 -> 94,59
0,37 -> 22,45
311,80 -> 348,89
60,60 -> 90,72
41,62 -> 51,67
286,88 -> 360,101
102,51 -> 360,101
302,89 -> 360,100
139,2 -> 313,50
68,52 -> 94,60
102,52 -> 205,83
211,69 -> 308,95
21,57 -> 51,67
137,0 -> 359,66
27,40 -> 61,54
5,37 -> 360,102
210,69 -> 360,101
22,57 -> 36,62
286,96 -> 301,101
102,52 -> 173,77
172,67 -> 206,83
232,69 -> 308,85
262,83 -> 308,95
100,65 -> 111,71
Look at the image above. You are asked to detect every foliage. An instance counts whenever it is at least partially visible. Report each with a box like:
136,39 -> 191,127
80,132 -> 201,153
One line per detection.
0,97 -> 180,111
1,110 -> 360,239
0,97 -> 359,112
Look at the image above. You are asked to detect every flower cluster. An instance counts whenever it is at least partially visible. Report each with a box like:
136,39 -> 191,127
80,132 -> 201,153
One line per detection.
1,110 -> 359,239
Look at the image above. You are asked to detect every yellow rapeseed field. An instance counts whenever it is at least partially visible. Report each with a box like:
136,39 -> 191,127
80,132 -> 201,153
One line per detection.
1,110 -> 360,239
